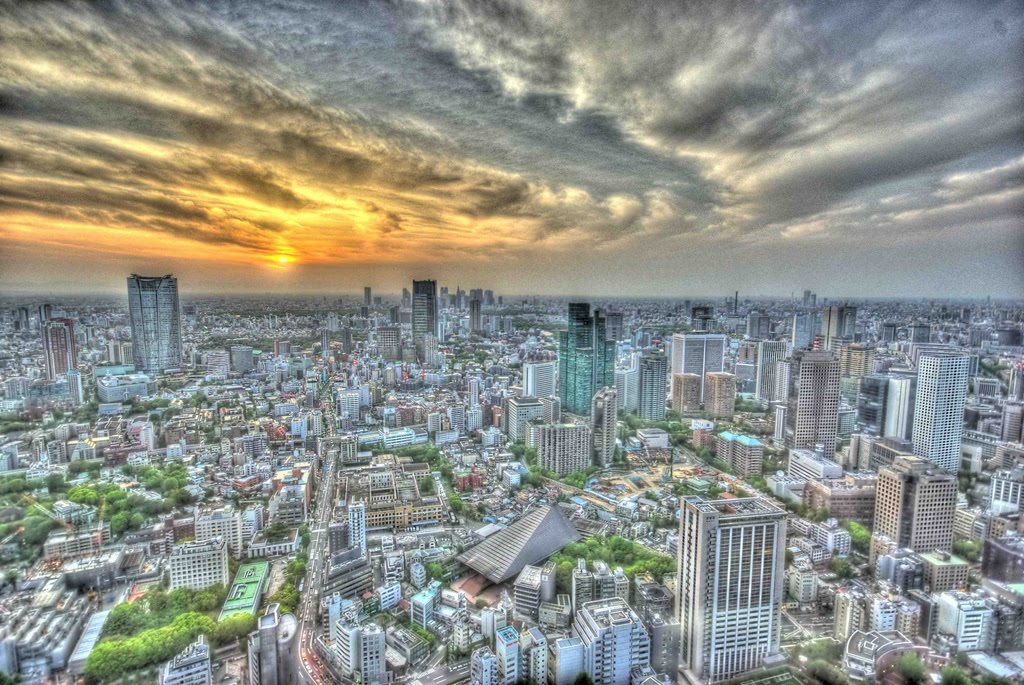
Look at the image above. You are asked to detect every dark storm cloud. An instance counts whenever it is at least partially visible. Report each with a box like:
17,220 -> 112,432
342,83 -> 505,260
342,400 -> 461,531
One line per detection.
0,0 -> 1021,295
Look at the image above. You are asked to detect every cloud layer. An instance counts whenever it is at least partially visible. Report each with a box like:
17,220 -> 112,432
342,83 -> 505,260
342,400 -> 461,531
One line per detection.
0,0 -> 1021,296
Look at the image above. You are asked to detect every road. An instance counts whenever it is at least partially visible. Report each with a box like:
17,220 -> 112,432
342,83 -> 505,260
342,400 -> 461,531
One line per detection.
292,391 -> 339,685
407,659 -> 470,685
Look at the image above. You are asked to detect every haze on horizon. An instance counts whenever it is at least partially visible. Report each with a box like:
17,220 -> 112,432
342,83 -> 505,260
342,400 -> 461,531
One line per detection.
1,0 -> 1022,298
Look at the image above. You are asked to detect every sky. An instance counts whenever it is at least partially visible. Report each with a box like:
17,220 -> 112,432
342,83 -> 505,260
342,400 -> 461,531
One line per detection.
1,0 -> 1022,298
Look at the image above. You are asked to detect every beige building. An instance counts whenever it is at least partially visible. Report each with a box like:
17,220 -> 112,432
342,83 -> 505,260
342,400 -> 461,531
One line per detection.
785,350 -> 841,455
920,550 -> 969,592
839,344 -> 876,378
871,456 -> 956,560
671,373 -> 701,413
704,373 -> 737,418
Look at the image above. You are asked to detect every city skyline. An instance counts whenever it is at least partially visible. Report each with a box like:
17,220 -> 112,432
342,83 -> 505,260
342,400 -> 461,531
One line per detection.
1,1 -> 1022,297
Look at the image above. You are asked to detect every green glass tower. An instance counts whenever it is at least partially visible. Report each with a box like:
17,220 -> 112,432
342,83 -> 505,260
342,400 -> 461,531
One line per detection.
558,302 -> 615,415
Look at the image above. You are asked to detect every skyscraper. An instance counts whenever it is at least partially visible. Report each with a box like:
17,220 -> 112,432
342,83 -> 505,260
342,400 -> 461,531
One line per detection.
469,298 -> 482,333
671,373 -> 701,413
558,303 -> 615,415
670,333 -> 726,402
754,340 -> 787,403
884,375 -> 916,440
704,372 -> 737,418
820,305 -> 857,349
42,318 -> 77,380
791,311 -> 820,350
412,279 -> 437,359
677,497 -> 786,684
591,387 -> 618,468
785,350 -> 841,455
364,286 -> 372,306
872,456 -> 956,554
127,274 -> 182,374
913,352 -> 970,473
637,351 -> 667,421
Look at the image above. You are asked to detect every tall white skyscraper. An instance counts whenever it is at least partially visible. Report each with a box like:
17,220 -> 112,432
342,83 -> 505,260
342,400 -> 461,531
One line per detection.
614,353 -> 640,413
637,351 -> 667,421
670,333 -> 726,401
335,619 -> 386,685
677,497 -> 786,684
127,274 -> 182,374
913,352 -> 970,472
754,340 -> 788,402
524,361 -> 557,399
348,502 -> 366,554
784,350 -> 841,455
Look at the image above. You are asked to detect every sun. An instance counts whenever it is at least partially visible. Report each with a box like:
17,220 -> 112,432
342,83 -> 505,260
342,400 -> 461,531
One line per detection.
277,256 -> 289,263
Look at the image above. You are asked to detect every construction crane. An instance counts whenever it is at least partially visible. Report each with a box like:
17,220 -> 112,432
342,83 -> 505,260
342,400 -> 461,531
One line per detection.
0,526 -> 24,546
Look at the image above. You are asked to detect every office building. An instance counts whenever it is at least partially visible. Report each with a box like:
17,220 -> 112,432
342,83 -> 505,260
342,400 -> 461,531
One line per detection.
524,361 -> 557,399
364,286 -> 372,306
538,424 -> 592,475
248,604 -> 294,685
572,598 -> 650,685
788,447 -> 843,482
791,311 -> 820,350
884,376 -> 916,441
704,372 -> 736,418
160,636 -> 212,685
755,340 -> 787,403
470,298 -> 482,333
637,352 -> 667,421
127,274 -> 182,374
913,352 -> 970,472
840,344 -> 876,378
856,375 -> 889,435
66,369 -> 84,405
194,506 -> 243,559
615,355 -> 641,414
670,333 -> 726,401
335,619 -> 386,685
168,538 -> 229,591
505,396 -> 546,442
42,318 -> 77,380
821,305 -> 857,350
558,303 -> 615,415
1002,402 -> 1024,444
230,345 -> 255,373
591,386 -> 618,468
872,456 -> 956,555
677,497 -> 786,684
785,350 -> 841,455
989,469 -> 1024,516
936,592 -> 996,652
671,373 -> 702,413
412,280 -> 438,359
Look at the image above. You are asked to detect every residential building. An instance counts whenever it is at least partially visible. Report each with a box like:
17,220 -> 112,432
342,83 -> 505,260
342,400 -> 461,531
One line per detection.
538,424 -> 592,475
637,352 -> 667,421
671,373 -> 702,413
160,636 -> 212,685
785,350 -> 841,455
591,386 -> 618,468
704,372 -> 736,418
572,598 -> 650,685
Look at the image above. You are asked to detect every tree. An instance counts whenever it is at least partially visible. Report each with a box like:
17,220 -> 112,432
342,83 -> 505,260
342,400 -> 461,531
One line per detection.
573,674 -> 594,685
418,476 -> 435,495
844,521 -> 871,554
806,660 -> 849,685
940,666 -> 972,685
828,558 -> 854,579
896,654 -> 927,685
